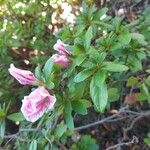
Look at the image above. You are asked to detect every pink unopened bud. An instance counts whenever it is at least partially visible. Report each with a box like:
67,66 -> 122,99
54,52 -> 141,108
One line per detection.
51,54 -> 70,68
21,86 -> 56,122
8,64 -> 36,85
53,39 -> 71,56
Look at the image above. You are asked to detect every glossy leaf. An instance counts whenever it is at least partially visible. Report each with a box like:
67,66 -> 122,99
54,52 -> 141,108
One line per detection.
64,101 -> 74,129
7,112 -> 25,122
85,26 -> 93,49
118,30 -> 131,44
74,68 -> 95,83
35,65 -> 42,80
90,78 -> 108,112
43,58 -> 54,81
0,120 -> 5,139
29,140 -> 37,150
93,70 -> 106,87
72,100 -> 88,115
108,88 -> 119,102
104,62 -> 128,72
127,76 -> 138,87
54,122 -> 67,138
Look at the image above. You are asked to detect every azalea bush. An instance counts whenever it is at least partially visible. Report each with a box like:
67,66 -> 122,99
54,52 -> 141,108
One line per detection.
0,1 -> 150,149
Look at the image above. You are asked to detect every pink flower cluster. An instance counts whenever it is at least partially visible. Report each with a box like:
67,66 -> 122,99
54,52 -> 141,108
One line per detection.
52,39 -> 71,67
8,40 -> 70,122
9,64 -> 56,122
21,87 -> 56,122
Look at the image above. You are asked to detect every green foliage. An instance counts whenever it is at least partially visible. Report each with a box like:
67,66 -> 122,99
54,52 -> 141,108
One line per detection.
71,135 -> 99,150
74,68 -> 95,83
0,1 -> 150,149
90,78 -> 108,112
54,122 -> 67,139
64,101 -> 74,129
7,112 -> 25,122
29,140 -> 37,150
144,133 -> 150,148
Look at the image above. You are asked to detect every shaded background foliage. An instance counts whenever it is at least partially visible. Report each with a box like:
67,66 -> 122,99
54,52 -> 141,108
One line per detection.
0,0 -> 150,149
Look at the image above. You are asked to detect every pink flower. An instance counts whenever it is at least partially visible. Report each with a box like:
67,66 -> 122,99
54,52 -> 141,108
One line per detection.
53,39 -> 71,56
8,64 -> 37,85
51,54 -> 70,67
21,86 -> 56,122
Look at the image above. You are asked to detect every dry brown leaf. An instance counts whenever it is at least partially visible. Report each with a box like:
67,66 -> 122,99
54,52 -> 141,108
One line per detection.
127,7 -> 137,21
109,109 -> 119,114
124,93 -> 139,105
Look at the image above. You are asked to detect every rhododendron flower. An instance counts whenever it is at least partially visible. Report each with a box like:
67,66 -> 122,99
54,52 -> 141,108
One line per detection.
53,39 -> 71,56
8,64 -> 36,85
21,86 -> 56,122
51,54 -> 70,67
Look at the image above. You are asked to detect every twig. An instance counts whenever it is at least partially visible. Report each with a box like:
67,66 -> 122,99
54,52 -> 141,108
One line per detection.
106,116 -> 128,122
106,136 -> 139,150
74,113 -> 118,131
55,140 -> 68,150
45,134 -> 53,150
74,109 -> 150,131
4,128 -> 40,141
74,107 -> 128,131
123,110 -> 150,135
19,128 -> 39,132
4,133 -> 27,142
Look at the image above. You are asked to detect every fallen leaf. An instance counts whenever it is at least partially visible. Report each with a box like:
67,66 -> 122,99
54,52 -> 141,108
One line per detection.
127,7 -> 136,22
124,93 -> 139,105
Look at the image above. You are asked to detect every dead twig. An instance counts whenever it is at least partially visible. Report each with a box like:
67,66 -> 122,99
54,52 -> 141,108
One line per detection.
74,109 -> 150,131
123,110 -> 150,136
106,136 -> 139,150
74,113 -> 119,131
55,140 -> 68,150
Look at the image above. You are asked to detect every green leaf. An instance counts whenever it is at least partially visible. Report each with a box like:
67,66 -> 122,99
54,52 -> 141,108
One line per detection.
144,138 -> 150,147
74,54 -> 86,66
94,7 -> 108,20
137,93 -> 148,101
43,58 -> 54,82
146,76 -> 150,87
118,30 -> 131,44
47,81 -> 55,90
88,49 -> 106,64
74,68 -> 95,83
0,120 -> 5,139
68,81 -> 87,99
85,26 -> 93,49
131,33 -> 147,45
141,83 -> 150,97
93,70 -> 106,86
29,140 -> 37,150
64,101 -> 74,129
35,65 -> 42,80
146,69 -> 150,74
127,76 -> 138,87
81,99 -> 92,108
54,122 -> 67,138
108,88 -> 119,102
72,100 -> 87,115
7,112 -> 25,122
128,56 -> 142,71
71,135 -> 99,150
90,78 -> 108,112
104,62 -> 128,72
74,25 -> 85,37
113,17 -> 122,32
